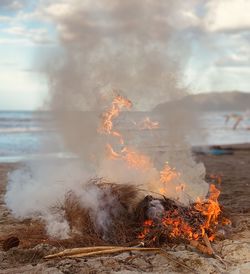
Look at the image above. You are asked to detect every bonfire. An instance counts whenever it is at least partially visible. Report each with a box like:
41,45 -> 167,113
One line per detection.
2,93 -> 231,270
42,92 -> 230,263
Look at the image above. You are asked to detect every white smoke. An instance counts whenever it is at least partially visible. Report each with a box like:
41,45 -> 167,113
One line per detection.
5,0 -> 209,238
5,159 -> 123,238
5,160 -> 86,238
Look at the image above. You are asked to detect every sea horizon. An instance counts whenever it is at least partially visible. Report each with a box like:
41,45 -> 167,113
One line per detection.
0,110 -> 250,163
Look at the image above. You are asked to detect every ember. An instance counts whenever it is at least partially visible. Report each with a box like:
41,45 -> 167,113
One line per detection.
136,192 -> 221,247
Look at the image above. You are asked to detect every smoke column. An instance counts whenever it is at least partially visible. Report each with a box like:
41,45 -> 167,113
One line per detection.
5,0 -> 208,238
43,0 -> 188,162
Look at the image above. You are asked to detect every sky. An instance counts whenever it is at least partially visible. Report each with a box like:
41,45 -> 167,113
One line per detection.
0,0 -> 250,110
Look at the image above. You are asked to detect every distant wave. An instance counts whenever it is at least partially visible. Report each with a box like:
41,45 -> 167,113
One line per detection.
0,152 -> 77,163
0,118 -> 53,124
0,117 -> 37,123
0,127 -> 50,134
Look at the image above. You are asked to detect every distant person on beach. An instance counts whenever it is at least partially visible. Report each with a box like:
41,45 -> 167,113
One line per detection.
225,110 -> 250,130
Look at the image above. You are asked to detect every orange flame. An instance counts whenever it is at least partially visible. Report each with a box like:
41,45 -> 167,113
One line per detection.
99,94 -> 225,244
138,184 -> 222,243
159,163 -> 186,196
106,144 -> 120,160
121,147 -> 153,170
99,94 -> 132,144
138,220 -> 154,239
100,94 -> 154,171
106,144 -> 153,170
160,164 -> 181,184
194,184 -> 221,240
221,217 -> 231,226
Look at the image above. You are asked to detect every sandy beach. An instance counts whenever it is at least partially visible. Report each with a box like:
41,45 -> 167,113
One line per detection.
1,1 -> 250,273
0,144 -> 250,273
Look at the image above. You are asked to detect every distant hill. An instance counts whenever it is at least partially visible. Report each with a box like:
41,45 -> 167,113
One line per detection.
154,91 -> 250,112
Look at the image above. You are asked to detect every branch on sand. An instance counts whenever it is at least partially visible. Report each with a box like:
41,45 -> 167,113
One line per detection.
44,245 -> 197,273
44,246 -> 159,259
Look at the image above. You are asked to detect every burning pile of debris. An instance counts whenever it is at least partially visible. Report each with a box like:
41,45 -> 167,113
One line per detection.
136,185 -> 222,253
54,178 -> 227,253
44,93 -> 230,258
2,93 -> 231,266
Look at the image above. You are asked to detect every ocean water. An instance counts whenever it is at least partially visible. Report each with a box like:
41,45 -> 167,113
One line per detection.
197,111 -> 250,146
0,111 -> 65,163
0,111 -> 249,163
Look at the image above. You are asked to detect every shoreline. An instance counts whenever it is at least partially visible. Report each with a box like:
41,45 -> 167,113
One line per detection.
1,142 -> 250,164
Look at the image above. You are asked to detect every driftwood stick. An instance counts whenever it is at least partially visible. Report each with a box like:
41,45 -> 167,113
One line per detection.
192,235 -> 228,269
203,234 -> 228,269
45,245 -> 197,273
44,246 -> 120,259
45,246 -> 159,259
189,240 -> 213,255
67,247 -> 159,258
203,233 -> 214,255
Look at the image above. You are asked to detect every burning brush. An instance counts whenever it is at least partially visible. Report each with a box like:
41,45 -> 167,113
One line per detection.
44,93 -> 230,261
91,94 -> 226,249
136,184 -> 221,253
44,178 -> 229,261
99,94 -> 229,252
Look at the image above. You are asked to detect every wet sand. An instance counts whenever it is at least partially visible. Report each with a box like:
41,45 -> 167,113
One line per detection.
0,145 -> 249,273
196,143 -> 250,213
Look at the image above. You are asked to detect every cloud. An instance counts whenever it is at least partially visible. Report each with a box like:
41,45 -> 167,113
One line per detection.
0,0 -> 55,45
38,0 -> 203,42
9,1 -> 25,10
0,37 -> 31,45
1,0 -> 250,96
203,0 -> 250,32
0,68 -> 48,110
36,0 -> 250,96
0,15 -> 12,23
216,54 -> 250,68
41,2 -> 76,19
4,26 -> 54,44
0,0 -> 26,11
175,0 -> 250,92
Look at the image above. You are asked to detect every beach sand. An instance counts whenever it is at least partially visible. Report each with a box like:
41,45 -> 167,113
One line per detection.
0,145 -> 249,273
